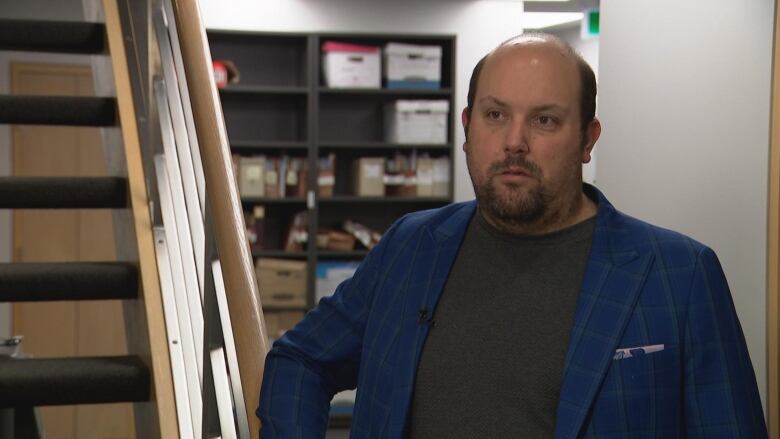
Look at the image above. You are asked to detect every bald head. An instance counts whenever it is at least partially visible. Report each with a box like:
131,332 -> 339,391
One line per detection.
465,33 -> 597,136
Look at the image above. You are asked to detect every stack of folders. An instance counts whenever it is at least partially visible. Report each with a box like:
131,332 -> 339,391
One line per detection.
235,155 -> 308,199
416,154 -> 450,197
353,153 -> 450,197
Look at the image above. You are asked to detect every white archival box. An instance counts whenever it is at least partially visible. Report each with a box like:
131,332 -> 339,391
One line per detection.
322,41 -> 381,88
384,42 -> 442,89
384,99 -> 449,144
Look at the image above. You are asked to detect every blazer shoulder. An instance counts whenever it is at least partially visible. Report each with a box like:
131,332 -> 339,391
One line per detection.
365,201 -> 475,266
391,201 -> 475,237
610,209 -> 710,266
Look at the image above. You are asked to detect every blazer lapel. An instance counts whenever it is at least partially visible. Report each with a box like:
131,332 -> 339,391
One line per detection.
554,189 -> 655,439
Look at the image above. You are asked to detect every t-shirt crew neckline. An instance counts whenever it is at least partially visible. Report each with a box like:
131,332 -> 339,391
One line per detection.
475,207 -> 597,245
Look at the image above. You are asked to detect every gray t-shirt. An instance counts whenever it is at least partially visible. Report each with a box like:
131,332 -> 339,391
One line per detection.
408,210 -> 596,438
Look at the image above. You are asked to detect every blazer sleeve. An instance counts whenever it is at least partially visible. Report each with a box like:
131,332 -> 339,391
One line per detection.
683,246 -> 767,438
256,220 -> 400,438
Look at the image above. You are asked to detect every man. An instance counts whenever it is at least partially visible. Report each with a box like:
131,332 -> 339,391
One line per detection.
257,33 -> 767,438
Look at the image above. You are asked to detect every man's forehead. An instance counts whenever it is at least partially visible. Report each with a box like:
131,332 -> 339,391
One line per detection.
491,39 -> 570,64
475,42 -> 580,108
480,43 -> 577,87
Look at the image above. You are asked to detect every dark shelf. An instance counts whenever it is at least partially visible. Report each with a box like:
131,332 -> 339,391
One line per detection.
319,196 -> 450,203
231,140 -> 309,150
318,141 -> 451,150
317,250 -> 369,259
221,91 -> 308,142
211,31 -> 455,319
328,413 -> 352,429
318,87 -> 451,97
219,85 -> 308,95
252,250 -> 308,259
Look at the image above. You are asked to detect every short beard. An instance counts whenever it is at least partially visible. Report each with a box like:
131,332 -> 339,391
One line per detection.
471,155 -> 553,228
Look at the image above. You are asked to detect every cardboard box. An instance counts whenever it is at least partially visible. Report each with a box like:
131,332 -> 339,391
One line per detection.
318,153 -> 336,197
416,155 -> 434,196
264,158 -> 280,199
238,156 -> 266,197
286,157 -> 308,197
384,100 -> 449,144
432,156 -> 450,197
264,310 -> 305,340
352,157 -> 385,196
322,41 -> 381,89
256,258 -> 307,308
384,154 -> 416,197
384,43 -> 442,89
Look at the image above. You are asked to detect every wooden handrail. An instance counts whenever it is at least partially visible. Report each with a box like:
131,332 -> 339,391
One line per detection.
169,0 -> 269,435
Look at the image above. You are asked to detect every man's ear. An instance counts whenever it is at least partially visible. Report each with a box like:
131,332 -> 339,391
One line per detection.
461,107 -> 471,151
582,118 -> 601,163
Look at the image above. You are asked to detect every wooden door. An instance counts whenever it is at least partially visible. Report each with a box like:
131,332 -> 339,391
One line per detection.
11,63 -> 135,439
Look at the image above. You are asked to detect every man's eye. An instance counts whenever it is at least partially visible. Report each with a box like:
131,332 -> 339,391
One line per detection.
486,110 -> 504,121
535,115 -> 558,128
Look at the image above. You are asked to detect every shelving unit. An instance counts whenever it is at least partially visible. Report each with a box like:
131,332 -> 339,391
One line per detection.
208,28 -> 455,434
208,29 -> 455,307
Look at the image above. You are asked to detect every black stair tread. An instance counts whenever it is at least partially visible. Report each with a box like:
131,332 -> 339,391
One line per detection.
0,177 -> 127,209
0,356 -> 149,407
0,19 -> 106,54
0,262 -> 138,302
0,95 -> 117,127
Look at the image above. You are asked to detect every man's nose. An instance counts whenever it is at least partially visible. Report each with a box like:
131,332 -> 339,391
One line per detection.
504,119 -> 529,154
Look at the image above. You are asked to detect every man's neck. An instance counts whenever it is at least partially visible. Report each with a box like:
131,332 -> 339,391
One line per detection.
479,191 -> 597,236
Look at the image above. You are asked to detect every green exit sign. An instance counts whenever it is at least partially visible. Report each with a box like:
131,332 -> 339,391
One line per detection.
582,9 -> 600,38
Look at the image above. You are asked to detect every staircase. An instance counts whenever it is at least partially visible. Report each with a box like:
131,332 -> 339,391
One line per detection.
0,0 -> 270,437
0,3 -> 177,438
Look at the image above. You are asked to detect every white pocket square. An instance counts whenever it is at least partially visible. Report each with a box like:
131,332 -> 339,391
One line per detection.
613,344 -> 664,360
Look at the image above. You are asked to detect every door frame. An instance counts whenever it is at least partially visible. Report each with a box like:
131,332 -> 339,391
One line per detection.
768,0 -> 780,436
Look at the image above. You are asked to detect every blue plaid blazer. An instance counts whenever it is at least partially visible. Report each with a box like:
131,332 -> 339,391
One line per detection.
258,186 -> 767,438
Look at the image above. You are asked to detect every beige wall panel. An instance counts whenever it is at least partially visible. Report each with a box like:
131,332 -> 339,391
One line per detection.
11,63 -> 134,439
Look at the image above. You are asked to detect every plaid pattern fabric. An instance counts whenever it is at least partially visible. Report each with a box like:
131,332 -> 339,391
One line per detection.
257,186 -> 767,438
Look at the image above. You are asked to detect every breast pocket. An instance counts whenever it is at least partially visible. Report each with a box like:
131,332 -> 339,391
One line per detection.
611,344 -> 680,392
585,344 -> 683,435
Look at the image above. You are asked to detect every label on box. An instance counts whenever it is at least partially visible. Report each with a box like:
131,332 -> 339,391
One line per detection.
286,170 -> 298,185
417,168 -> 433,184
433,163 -> 449,182
365,164 -> 382,178
383,174 -> 405,185
318,175 -> 335,186
246,166 -> 262,180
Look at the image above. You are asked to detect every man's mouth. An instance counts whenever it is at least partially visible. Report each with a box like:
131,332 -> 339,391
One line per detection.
498,167 -> 533,178
502,167 -> 528,175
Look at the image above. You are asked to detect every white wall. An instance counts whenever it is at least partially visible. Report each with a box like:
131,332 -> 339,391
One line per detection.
198,0 -> 526,203
548,23 -> 599,184
597,0 -> 774,409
